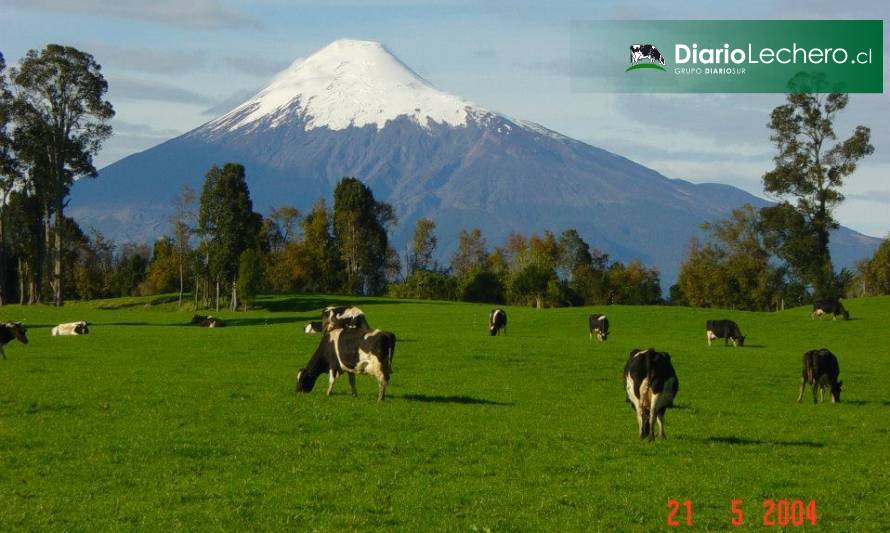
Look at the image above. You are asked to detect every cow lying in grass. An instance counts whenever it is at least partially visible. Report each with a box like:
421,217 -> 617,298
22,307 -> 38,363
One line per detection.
623,348 -> 679,441
0,322 -> 28,359
296,327 -> 396,401
52,321 -> 90,336
798,349 -> 842,404
321,306 -> 369,332
190,315 -> 226,328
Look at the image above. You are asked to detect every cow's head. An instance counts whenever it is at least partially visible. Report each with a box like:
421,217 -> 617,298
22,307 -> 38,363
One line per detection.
841,309 -> 850,320
736,335 -> 746,347
830,380 -> 843,403
74,322 -> 89,335
295,368 -> 320,393
8,322 -> 28,344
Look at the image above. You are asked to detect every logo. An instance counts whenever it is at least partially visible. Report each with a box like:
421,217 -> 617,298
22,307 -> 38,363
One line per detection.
627,43 -> 666,72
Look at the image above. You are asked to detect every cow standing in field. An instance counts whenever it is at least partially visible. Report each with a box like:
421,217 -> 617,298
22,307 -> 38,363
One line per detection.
705,319 -> 745,347
489,309 -> 507,336
798,349 -> 843,404
191,315 -> 226,328
321,306 -> 370,332
623,348 -> 679,441
811,298 -> 849,321
0,322 -> 28,359
304,321 -> 323,334
296,327 -> 396,401
52,321 -> 90,336
588,314 -> 609,341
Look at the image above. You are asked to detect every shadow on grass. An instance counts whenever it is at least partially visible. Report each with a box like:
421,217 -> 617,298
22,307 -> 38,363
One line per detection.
699,436 -> 824,448
97,294 -> 180,310
743,344 -> 766,349
844,400 -> 890,407
396,394 -> 513,406
258,295 -> 406,313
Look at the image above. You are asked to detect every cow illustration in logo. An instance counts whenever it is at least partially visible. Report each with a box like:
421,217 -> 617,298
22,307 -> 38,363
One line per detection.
630,44 -> 666,66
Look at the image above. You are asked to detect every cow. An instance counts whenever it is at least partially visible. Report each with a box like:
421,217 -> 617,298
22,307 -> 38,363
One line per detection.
190,314 -> 226,328
489,308 -> 507,336
51,321 -> 90,336
296,327 -> 396,401
623,348 -> 679,441
588,314 -> 609,341
630,44 -> 666,65
705,319 -> 745,347
0,322 -> 28,359
811,298 -> 849,321
304,321 -> 323,334
798,349 -> 842,404
321,306 -> 370,332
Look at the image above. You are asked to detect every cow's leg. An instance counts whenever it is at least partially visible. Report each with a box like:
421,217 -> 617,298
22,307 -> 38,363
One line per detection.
656,410 -> 667,439
0,345 -> 5,360
706,332 -> 712,346
647,405 -> 657,443
819,386 -> 825,403
326,370 -> 338,396
635,408 -> 646,439
598,332 -> 604,342
348,373 -> 358,397
812,382 -> 819,404
797,377 -> 806,402
377,376 -> 388,401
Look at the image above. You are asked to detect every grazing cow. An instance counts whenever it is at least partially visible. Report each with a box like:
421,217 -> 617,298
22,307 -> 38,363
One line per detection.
811,298 -> 849,321
52,321 -> 90,336
588,314 -> 609,341
191,314 -> 226,328
798,349 -> 842,404
705,319 -> 745,347
0,322 -> 28,359
321,306 -> 370,332
296,328 -> 396,401
304,321 -> 323,334
623,348 -> 679,441
630,44 -> 666,65
489,308 -> 507,336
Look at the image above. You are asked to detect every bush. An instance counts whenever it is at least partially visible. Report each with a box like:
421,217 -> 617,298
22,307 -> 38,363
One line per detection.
388,270 -> 458,301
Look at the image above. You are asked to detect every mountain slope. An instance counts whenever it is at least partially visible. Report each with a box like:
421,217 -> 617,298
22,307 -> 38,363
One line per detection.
70,39 -> 879,284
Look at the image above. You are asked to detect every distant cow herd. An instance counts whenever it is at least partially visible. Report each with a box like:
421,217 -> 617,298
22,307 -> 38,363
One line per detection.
1,295 -> 853,440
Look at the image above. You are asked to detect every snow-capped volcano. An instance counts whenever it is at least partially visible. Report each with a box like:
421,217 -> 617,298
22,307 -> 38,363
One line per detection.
70,39 -> 879,284
209,39 -> 483,133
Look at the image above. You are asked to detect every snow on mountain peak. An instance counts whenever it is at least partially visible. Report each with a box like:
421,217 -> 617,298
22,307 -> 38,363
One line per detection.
210,39 -> 482,132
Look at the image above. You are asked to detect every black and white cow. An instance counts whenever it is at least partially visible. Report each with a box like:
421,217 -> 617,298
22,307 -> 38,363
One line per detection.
489,308 -> 507,336
588,314 -> 609,341
630,44 -> 666,65
321,306 -> 370,332
296,327 -> 396,401
705,319 -> 745,347
190,314 -> 226,328
623,348 -> 679,441
811,298 -> 849,321
798,349 -> 842,404
52,321 -> 90,336
304,321 -> 323,334
0,322 -> 28,359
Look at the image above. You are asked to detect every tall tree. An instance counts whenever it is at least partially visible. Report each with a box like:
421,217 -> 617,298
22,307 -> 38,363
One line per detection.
333,177 -> 395,295
268,206 -> 301,250
11,45 -> 114,306
763,77 -> 873,297
197,163 -> 259,311
450,228 -> 487,278
0,52 -> 19,305
408,217 -> 437,274
299,199 -> 339,292
171,185 -> 196,308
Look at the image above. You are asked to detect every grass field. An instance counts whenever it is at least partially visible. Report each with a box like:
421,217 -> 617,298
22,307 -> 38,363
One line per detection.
1,294 -> 888,531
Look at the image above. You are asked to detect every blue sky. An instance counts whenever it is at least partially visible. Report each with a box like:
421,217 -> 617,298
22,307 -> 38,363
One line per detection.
1,0 -> 888,237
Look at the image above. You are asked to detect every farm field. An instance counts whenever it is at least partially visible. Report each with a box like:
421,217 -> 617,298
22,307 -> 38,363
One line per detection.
1,294 -> 889,531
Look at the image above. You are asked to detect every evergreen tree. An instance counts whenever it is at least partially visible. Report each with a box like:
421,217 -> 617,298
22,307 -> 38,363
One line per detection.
763,76 -> 873,297
197,163 -> 259,310
299,199 -> 339,293
12,45 -> 114,306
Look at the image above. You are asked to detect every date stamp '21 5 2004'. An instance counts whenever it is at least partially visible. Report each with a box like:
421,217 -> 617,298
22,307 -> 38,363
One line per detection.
667,499 -> 818,527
